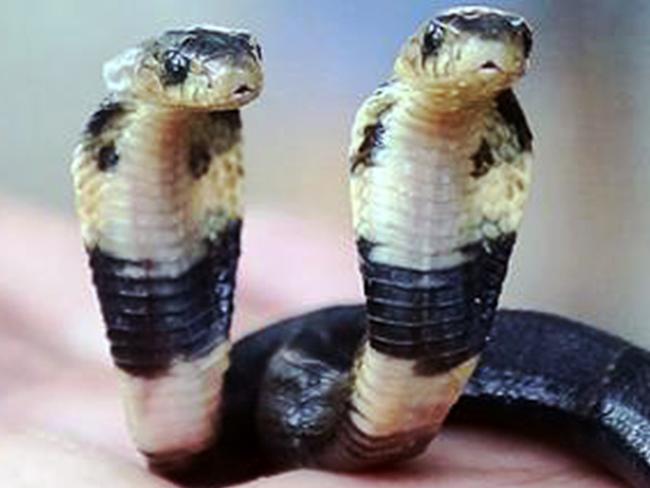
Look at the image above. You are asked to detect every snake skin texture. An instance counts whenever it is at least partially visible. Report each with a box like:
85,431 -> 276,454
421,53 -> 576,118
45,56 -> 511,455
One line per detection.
70,6 -> 650,488
218,306 -> 650,488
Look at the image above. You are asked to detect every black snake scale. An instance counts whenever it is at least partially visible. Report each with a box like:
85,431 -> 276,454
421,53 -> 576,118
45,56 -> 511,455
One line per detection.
71,7 -> 650,488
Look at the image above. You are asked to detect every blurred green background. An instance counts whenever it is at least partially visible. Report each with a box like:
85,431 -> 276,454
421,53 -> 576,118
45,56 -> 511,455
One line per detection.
1,1 -> 649,345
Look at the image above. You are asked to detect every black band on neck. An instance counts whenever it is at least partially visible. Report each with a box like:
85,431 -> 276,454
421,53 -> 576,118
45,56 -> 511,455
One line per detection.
358,233 -> 516,375
89,219 -> 241,378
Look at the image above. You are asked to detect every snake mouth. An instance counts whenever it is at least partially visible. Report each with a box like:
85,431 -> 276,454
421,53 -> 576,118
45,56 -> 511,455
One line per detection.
478,61 -> 503,73
229,83 -> 259,105
234,84 -> 253,95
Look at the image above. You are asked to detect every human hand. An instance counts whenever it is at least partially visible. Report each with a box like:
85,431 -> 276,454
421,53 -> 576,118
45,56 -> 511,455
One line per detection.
0,200 -> 621,487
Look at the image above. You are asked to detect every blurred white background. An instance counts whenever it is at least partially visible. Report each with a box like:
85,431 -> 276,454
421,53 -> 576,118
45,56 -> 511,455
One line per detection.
1,0 -> 649,345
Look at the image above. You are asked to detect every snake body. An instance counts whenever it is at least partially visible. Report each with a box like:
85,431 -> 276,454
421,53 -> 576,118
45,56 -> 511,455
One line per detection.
71,7 -> 650,487
258,7 -> 531,470
221,307 -> 650,487
72,26 -> 262,471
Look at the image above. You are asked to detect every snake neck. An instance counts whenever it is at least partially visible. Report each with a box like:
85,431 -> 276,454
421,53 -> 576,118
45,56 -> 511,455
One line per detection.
398,86 -> 492,131
71,26 -> 265,476
352,86 -> 494,271
351,83 -> 524,367
73,100 -> 245,469
86,104 -> 242,271
99,106 -> 195,265
324,83 -> 526,469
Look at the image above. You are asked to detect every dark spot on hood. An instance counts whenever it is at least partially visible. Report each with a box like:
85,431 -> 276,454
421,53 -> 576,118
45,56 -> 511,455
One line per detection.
85,99 -> 125,137
421,21 -> 446,59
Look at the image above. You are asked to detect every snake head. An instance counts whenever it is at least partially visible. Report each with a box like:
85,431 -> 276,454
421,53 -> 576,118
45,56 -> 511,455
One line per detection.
103,26 -> 263,109
395,7 -> 532,100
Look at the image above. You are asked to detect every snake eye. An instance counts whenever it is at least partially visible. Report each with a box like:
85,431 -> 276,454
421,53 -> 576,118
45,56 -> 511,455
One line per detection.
162,50 -> 190,85
422,21 -> 445,58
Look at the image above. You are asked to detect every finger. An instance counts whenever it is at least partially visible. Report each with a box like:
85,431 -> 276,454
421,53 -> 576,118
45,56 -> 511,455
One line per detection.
0,430 -> 174,488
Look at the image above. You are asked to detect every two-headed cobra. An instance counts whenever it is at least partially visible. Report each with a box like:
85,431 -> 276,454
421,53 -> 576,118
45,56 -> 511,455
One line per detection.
72,8 -> 650,488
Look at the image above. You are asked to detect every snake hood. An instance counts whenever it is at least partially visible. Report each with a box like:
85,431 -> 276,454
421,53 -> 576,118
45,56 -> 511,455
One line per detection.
72,25 -> 263,471
103,25 -> 263,109
395,6 -> 532,103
